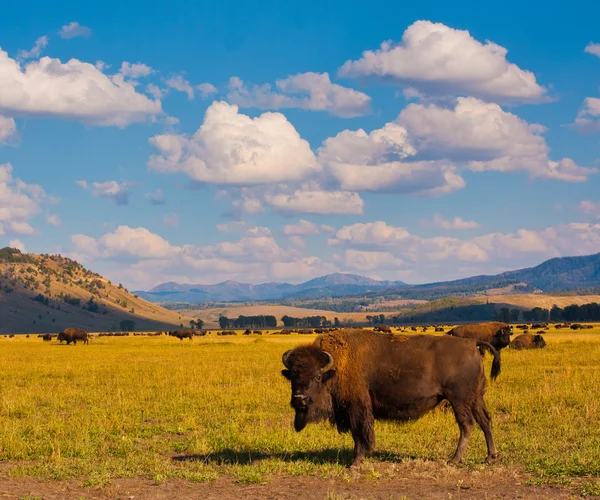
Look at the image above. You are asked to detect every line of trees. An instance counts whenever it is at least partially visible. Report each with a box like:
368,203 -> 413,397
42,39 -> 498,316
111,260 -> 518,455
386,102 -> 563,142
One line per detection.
219,315 -> 278,329
281,315 -> 333,328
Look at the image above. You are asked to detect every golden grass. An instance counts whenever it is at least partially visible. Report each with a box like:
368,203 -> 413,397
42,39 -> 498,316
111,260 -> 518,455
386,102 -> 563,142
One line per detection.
0,329 -> 599,487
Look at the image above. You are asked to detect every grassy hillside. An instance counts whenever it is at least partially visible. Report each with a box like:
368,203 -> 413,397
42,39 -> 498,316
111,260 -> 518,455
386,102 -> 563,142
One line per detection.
0,248 -> 186,334
472,294 -> 600,310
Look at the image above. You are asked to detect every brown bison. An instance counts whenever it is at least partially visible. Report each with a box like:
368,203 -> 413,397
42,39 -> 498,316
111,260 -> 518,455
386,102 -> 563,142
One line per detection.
446,322 -> 512,351
57,328 -> 89,345
41,334 -> 52,342
169,330 -> 193,341
510,334 -> 546,350
281,329 -> 500,467
373,325 -> 392,333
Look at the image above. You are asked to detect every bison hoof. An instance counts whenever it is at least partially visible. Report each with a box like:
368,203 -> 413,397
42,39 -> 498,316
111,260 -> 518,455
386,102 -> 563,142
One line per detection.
448,457 -> 462,466
485,453 -> 499,464
349,459 -> 363,469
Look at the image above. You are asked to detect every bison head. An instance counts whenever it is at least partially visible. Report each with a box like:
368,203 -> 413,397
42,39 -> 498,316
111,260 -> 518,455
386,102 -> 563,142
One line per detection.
281,345 -> 336,432
533,334 -> 547,348
494,326 -> 512,349
57,331 -> 65,341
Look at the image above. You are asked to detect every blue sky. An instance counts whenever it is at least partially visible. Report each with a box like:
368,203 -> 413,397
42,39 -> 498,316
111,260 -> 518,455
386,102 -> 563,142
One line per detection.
1,1 -> 600,289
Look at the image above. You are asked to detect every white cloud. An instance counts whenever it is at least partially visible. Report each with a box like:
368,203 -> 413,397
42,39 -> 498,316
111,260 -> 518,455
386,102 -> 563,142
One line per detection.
319,121 -> 465,195
166,75 -> 194,99
330,221 -> 600,279
246,226 -> 271,237
216,221 -> 248,232
78,180 -> 135,205
46,214 -> 60,226
0,48 -> 161,126
149,101 -> 320,185
579,200 -> 599,215
399,97 -> 594,181
146,83 -> 167,100
575,97 -> 600,133
18,36 -> 49,60
196,82 -> 217,98
146,189 -> 166,205
343,249 -> 404,271
8,239 -> 26,252
0,115 -> 17,143
264,189 -> 364,215
227,72 -> 372,117
429,214 -> 481,230
162,213 -> 179,227
119,61 -> 153,79
0,163 -> 48,236
338,20 -> 546,103
59,22 -> 92,39
283,219 -> 335,236
72,226 -> 176,260
585,43 -> 600,58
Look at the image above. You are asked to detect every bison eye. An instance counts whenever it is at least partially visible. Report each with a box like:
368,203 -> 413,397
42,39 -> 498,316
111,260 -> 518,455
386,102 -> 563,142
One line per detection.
314,374 -> 322,382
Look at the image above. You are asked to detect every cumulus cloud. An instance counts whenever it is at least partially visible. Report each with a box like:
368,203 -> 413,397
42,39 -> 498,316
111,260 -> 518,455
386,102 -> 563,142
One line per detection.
0,115 -> 17,143
59,22 -> 92,39
166,75 -> 194,99
0,163 -> 48,236
319,121 -> 465,195
149,101 -> 320,185
8,239 -> 26,252
119,61 -> 153,79
578,200 -> 599,215
17,36 -> 49,60
78,180 -> 135,205
145,188 -> 166,205
46,213 -> 60,226
264,188 -> 364,215
399,97 -> 595,181
283,219 -> 335,236
330,220 -> 600,280
338,20 -> 546,103
71,225 -> 339,288
585,43 -> 600,58
0,48 -> 161,126
427,214 -> 481,230
575,97 -> 600,133
227,72 -> 372,117
196,82 -> 217,98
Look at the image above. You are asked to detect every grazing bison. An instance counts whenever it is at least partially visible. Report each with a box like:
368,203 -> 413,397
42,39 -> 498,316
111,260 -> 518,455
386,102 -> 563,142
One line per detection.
510,334 -> 546,350
446,322 -> 512,351
373,325 -> 392,333
42,334 -> 52,342
57,328 -> 89,345
169,330 -> 193,341
281,329 -> 500,467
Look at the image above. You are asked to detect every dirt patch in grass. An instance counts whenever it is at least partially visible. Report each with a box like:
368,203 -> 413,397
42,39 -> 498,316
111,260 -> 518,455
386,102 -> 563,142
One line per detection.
1,463 -> 594,499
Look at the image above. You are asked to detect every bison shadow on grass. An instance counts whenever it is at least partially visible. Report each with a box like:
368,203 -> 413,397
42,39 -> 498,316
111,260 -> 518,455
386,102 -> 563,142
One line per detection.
171,448 -> 421,466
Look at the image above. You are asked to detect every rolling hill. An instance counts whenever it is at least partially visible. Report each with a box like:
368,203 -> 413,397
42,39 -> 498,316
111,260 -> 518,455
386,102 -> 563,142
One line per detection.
136,253 -> 600,304
0,248 -> 187,334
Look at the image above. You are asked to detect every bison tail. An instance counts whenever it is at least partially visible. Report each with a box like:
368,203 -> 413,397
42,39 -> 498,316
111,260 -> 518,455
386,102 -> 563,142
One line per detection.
476,340 -> 501,381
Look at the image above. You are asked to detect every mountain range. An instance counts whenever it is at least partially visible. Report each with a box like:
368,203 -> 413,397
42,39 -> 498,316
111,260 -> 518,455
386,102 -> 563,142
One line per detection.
135,253 -> 600,304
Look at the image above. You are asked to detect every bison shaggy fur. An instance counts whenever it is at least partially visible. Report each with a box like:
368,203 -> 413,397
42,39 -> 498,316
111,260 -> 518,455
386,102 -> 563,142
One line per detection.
510,334 -> 546,350
281,329 -> 500,467
57,328 -> 89,345
446,322 -> 512,351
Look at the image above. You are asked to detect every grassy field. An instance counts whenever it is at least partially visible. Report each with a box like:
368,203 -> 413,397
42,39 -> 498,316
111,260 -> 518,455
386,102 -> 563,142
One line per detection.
1,329 -> 599,496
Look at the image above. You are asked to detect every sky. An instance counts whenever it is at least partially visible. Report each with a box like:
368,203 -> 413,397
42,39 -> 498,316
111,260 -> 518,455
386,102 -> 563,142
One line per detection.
1,0 -> 600,290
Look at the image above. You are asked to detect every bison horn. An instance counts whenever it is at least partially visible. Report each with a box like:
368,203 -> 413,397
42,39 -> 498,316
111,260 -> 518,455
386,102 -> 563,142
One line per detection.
282,349 -> 292,368
320,351 -> 334,372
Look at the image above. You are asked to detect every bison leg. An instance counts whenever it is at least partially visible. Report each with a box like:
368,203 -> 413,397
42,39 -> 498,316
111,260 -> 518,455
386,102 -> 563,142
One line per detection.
449,404 -> 474,465
349,406 -> 375,467
472,398 -> 498,463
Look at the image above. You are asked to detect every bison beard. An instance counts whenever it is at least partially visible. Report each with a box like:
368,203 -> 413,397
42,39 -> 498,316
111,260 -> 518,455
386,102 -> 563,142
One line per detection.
281,330 -> 500,467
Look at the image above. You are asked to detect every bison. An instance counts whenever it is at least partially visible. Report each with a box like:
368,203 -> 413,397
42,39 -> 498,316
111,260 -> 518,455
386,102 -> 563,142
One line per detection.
281,329 -> 500,467
169,330 -> 193,341
446,322 -> 512,351
42,334 -> 52,342
510,334 -> 546,350
57,328 -> 89,345
373,325 -> 392,333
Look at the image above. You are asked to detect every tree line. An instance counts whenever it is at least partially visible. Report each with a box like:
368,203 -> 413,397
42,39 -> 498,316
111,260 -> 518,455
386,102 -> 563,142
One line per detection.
219,315 -> 278,329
